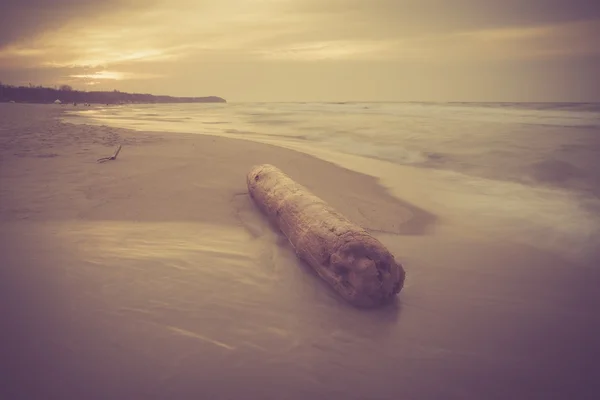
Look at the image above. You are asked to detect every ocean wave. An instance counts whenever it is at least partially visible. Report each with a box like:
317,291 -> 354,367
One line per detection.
528,159 -> 586,184
444,102 -> 600,113
68,101 -> 600,198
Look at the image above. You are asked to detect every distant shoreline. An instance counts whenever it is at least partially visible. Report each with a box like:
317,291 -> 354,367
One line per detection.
0,83 -> 226,105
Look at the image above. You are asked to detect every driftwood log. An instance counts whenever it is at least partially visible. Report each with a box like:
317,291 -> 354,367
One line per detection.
247,164 -> 405,307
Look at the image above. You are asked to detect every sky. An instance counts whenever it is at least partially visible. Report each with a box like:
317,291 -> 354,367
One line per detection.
0,0 -> 599,102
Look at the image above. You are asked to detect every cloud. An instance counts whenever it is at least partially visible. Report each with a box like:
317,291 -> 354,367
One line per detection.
253,18 -> 600,62
255,40 -> 392,61
69,70 -> 162,80
450,19 -> 600,59
285,0 -> 600,31
3,1 -> 599,63
1,0 -> 599,101
0,0 -> 166,48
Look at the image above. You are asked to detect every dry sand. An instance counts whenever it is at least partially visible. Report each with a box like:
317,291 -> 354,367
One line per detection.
1,104 -> 598,399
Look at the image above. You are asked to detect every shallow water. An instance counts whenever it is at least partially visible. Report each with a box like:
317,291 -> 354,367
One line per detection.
66,102 -> 600,192
2,218 -> 598,400
66,102 -> 600,264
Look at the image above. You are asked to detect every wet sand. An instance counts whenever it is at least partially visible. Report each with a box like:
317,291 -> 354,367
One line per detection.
1,104 -> 598,399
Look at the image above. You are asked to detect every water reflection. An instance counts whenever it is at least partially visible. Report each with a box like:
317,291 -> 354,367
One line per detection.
3,220 -> 598,399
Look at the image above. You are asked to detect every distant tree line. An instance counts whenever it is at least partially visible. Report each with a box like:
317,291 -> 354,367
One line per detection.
0,82 -> 226,104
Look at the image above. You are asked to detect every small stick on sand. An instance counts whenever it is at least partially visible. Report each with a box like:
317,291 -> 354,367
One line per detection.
247,164 -> 405,307
97,145 -> 122,163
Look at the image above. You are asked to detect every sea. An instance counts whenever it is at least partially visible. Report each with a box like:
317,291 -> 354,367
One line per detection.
65,101 -> 600,265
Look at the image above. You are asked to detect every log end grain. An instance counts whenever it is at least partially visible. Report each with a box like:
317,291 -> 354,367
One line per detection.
325,234 -> 405,307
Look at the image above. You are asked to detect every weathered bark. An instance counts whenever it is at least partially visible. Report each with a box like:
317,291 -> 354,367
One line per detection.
247,164 -> 405,307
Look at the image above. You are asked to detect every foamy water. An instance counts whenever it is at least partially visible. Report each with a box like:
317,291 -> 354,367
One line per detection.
65,102 -> 600,263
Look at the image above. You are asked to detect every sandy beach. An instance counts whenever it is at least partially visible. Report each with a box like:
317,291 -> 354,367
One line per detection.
1,103 -> 598,399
